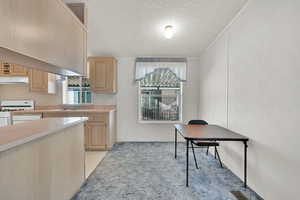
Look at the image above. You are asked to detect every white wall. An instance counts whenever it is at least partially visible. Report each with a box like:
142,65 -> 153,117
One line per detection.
0,84 -> 62,106
93,94 -> 116,105
117,57 -> 200,141
0,57 -> 200,142
198,0 -> 300,199
0,83 -> 116,106
0,75 -> 116,106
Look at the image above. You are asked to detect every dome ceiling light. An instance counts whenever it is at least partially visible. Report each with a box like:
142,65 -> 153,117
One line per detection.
164,25 -> 174,39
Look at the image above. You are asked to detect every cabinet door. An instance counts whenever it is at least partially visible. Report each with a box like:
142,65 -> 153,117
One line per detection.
88,113 -> 107,122
0,63 -> 12,76
29,69 -> 48,93
0,63 -> 3,76
10,65 -> 28,76
0,63 -> 27,76
89,57 -> 117,93
85,122 -> 107,150
42,113 -> 67,118
90,59 -> 108,92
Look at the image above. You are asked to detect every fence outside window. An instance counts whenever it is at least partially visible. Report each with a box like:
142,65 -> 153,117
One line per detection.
138,86 -> 182,123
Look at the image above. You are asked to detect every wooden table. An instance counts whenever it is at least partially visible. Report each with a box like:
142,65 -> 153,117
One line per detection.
174,124 -> 249,187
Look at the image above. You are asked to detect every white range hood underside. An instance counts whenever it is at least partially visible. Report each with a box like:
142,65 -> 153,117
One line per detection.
0,77 -> 29,84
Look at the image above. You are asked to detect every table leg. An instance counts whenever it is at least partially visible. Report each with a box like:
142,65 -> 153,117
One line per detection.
175,128 -> 177,159
186,139 -> 189,187
244,141 -> 248,188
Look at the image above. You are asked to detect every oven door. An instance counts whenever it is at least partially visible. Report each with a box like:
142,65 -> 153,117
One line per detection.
0,117 -> 11,127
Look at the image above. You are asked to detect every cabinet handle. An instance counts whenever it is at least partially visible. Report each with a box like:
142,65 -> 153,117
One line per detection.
3,63 -> 11,74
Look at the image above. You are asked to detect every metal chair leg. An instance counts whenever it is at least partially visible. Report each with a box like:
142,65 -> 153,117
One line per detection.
191,143 -> 199,169
214,146 -> 217,159
215,148 -> 223,168
206,146 -> 209,155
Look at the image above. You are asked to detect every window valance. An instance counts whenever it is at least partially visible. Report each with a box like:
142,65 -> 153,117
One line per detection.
135,58 -> 187,81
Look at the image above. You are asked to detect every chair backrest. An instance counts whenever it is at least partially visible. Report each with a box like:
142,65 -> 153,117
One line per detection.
188,120 -> 208,125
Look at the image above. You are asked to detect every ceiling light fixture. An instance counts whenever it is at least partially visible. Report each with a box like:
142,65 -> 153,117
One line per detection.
164,25 -> 174,39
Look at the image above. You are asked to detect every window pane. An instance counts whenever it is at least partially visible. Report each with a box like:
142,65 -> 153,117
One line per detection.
81,88 -> 92,104
138,67 -> 183,122
68,88 -> 81,104
82,77 -> 90,87
140,88 -> 181,121
64,76 -> 92,104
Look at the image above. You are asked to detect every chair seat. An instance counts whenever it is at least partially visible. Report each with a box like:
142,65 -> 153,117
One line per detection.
192,141 -> 219,147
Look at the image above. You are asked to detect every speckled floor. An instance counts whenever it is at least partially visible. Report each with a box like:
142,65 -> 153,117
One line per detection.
73,142 -> 262,200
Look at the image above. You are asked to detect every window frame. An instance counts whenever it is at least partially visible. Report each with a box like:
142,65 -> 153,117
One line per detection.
62,76 -> 93,105
137,82 -> 183,124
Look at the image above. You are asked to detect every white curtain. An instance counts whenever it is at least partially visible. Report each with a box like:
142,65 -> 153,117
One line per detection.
135,59 -> 187,81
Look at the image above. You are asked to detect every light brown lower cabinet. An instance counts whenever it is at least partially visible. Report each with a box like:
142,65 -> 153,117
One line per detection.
84,112 -> 116,150
41,111 -> 116,150
84,122 -> 107,150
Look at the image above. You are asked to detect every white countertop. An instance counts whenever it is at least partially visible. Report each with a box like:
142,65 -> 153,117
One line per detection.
0,117 -> 88,153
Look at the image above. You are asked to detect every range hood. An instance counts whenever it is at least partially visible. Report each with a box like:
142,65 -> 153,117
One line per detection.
0,77 -> 29,84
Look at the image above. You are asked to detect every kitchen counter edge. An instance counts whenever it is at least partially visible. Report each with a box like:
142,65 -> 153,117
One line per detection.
12,108 -> 117,115
0,117 -> 88,153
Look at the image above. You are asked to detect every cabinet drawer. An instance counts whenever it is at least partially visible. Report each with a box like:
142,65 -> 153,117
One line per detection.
88,113 -> 107,122
43,112 -> 86,118
43,113 -> 68,118
65,112 -> 87,117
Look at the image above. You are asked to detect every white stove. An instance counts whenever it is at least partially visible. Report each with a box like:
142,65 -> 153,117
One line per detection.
0,100 -> 35,111
0,112 -> 12,127
0,100 -> 37,126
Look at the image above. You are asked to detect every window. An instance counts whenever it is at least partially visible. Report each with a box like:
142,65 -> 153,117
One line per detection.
62,76 -> 92,104
136,58 -> 186,123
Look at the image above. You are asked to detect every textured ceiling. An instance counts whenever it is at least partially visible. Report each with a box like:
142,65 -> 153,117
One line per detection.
87,0 -> 247,57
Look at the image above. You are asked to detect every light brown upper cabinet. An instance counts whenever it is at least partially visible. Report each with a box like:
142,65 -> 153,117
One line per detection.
0,0 -> 87,76
29,69 -> 56,94
88,57 -> 117,94
0,63 -> 28,76
0,63 -> 12,76
10,65 -> 28,76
